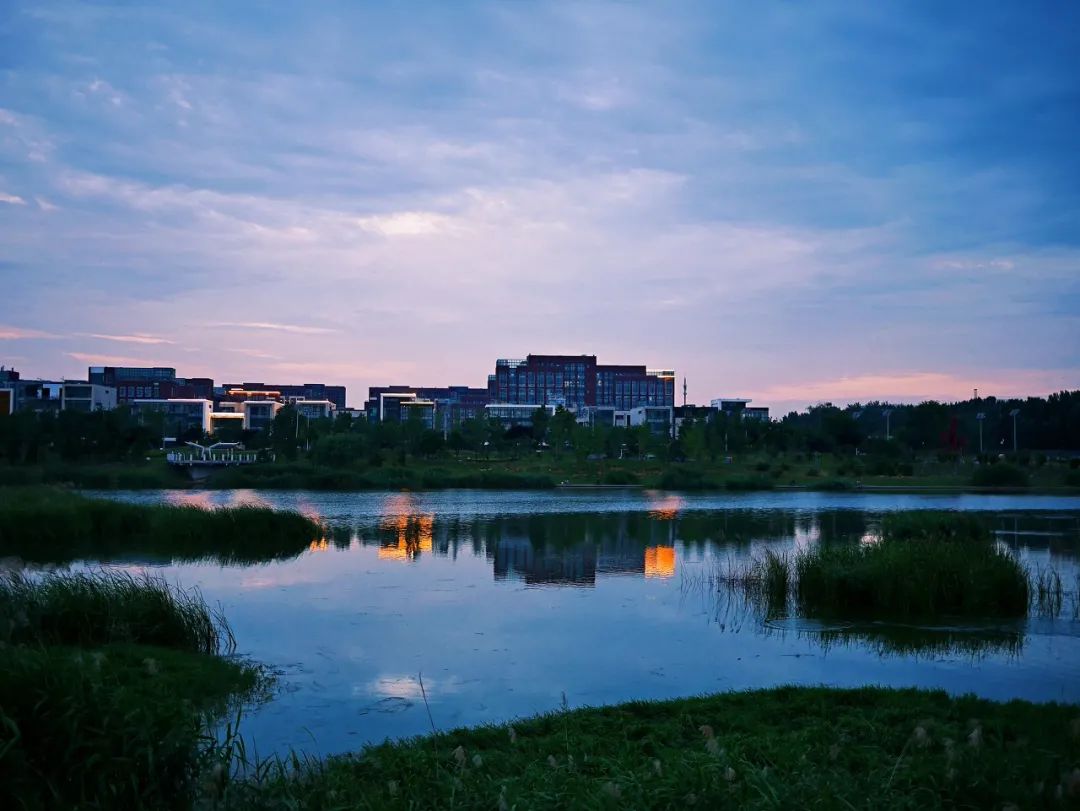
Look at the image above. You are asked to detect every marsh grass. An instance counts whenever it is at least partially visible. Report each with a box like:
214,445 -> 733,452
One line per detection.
0,569 -> 232,653
0,487 -> 320,564
689,550 -> 791,616
0,571 -> 264,809
197,687 -> 1080,810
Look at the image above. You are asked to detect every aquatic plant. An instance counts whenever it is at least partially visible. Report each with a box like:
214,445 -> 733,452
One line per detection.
0,569 -> 232,654
794,528 -> 1029,619
0,487 -> 321,564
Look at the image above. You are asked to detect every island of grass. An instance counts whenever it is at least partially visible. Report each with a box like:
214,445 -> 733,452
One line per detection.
0,570 -> 265,809
0,486 -> 322,564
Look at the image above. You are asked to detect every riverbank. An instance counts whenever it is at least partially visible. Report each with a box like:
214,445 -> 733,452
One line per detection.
3,455 -> 1078,493
216,686 -> 1080,809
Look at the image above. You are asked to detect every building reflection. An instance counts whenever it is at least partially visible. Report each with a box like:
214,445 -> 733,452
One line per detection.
377,494 -> 434,561
322,507 -> 1079,589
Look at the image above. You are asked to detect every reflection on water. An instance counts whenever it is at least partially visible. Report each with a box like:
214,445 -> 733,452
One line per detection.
61,489 -> 1080,757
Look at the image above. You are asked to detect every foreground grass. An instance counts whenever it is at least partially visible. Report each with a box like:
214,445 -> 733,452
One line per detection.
212,686 -> 1080,810
0,571 -> 263,810
0,487 -> 321,564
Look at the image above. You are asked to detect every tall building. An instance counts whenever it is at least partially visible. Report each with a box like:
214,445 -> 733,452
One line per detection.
490,355 -> 675,411
223,382 -> 346,411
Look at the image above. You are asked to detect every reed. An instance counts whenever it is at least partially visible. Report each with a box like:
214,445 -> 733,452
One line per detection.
0,487 -> 321,564
0,569 -> 232,653
794,521 -> 1029,618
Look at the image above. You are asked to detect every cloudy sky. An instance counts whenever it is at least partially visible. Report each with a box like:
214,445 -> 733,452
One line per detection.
1,2 -> 1077,412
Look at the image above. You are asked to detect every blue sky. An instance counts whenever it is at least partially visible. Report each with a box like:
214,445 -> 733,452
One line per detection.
1,2 -> 1077,412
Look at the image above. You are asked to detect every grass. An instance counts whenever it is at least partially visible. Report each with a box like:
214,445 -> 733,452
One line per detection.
205,686 -> 1080,809
795,513 -> 1029,619
0,569 -> 231,653
0,486 -> 321,564
0,571 -> 265,810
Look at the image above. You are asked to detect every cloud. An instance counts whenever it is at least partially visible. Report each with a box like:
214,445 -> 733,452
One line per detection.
65,352 -> 164,366
0,325 -> 57,339
85,333 -> 176,345
0,192 -> 26,205
208,322 -> 339,335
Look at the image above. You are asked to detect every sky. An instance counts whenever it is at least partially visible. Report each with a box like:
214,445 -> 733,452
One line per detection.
0,2 -> 1078,414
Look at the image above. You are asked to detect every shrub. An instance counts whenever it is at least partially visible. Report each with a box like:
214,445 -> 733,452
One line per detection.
602,469 -> 641,485
1065,469 -> 1080,488
724,476 -> 774,491
970,463 -> 1029,488
656,468 -> 718,490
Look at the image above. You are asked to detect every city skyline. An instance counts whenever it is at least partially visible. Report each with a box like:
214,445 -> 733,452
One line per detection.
2,3 -> 1078,413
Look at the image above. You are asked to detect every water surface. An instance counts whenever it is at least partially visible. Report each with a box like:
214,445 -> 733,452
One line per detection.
68,489 -> 1080,757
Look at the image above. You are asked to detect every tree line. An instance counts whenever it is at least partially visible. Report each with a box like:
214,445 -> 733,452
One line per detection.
0,390 -> 1077,467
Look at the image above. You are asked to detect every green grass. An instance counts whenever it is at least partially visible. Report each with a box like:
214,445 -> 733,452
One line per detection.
0,643 -> 261,810
795,513 -> 1029,619
0,569 -> 231,653
971,463 -> 1031,488
0,487 -> 321,564
209,686 -> 1080,809
0,571 -> 264,809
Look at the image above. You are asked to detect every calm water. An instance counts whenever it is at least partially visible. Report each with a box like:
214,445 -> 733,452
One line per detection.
67,489 -> 1080,757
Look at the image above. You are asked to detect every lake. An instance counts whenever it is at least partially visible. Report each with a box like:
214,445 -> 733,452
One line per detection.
69,489 -> 1080,758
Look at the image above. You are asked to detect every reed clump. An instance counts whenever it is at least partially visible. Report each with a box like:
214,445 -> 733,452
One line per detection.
0,571 -> 261,809
0,569 -> 231,653
795,512 -> 1029,618
0,487 -> 321,564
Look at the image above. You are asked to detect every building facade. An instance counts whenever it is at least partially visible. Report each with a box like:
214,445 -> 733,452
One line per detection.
223,382 -> 346,411
129,399 -> 213,437
61,382 -> 118,412
490,355 -> 675,412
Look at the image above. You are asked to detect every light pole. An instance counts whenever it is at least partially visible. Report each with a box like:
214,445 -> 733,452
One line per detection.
976,412 -> 985,455
882,408 -> 893,441
1009,408 -> 1020,454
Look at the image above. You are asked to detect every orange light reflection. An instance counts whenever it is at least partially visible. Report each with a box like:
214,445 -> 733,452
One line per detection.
644,545 -> 677,578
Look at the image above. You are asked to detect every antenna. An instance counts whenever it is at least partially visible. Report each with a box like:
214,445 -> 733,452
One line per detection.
682,377 -> 687,407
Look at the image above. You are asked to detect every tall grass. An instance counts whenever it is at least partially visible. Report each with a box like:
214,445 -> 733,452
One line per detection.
0,487 -> 320,564
0,571 -> 259,808
0,569 -> 232,653
795,513 -> 1029,618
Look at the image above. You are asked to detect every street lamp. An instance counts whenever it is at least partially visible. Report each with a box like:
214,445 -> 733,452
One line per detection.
975,412 -> 986,455
882,408 -> 893,441
1009,408 -> 1020,454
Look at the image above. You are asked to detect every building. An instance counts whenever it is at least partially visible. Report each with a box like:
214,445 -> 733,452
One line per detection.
129,399 -> 213,437
89,366 -> 178,402
711,398 -> 770,421
242,400 -> 282,431
484,403 -> 556,428
61,381 -> 118,412
223,382 -> 346,411
292,399 -> 336,420
365,385 -> 489,431
490,355 -> 675,412
8,379 -> 64,414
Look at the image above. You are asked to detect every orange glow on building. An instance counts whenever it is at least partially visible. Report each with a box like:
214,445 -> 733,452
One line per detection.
644,545 -> 677,578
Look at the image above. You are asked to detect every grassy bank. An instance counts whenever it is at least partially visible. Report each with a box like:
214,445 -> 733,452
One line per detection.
0,571 -> 263,809
6,452 -> 1080,493
0,487 -> 321,564
211,686 -> 1080,809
